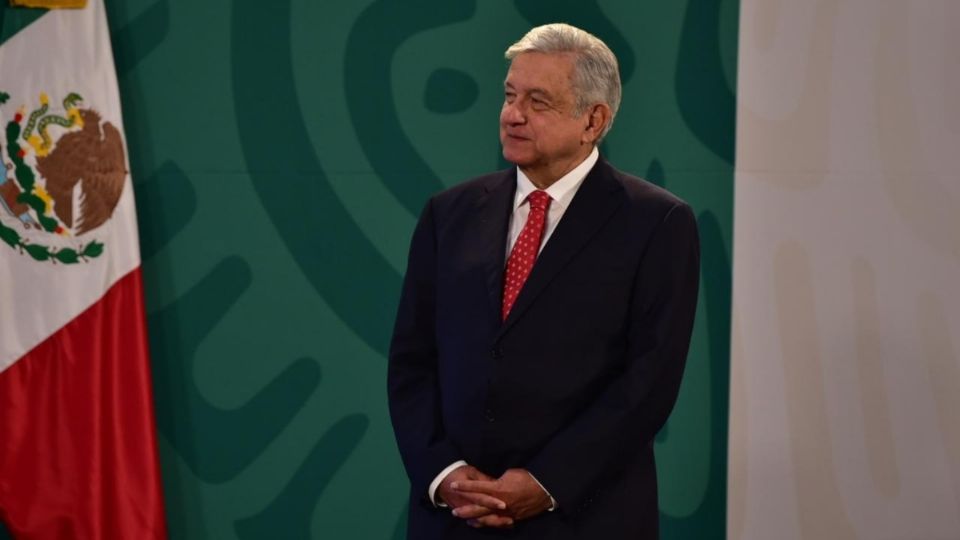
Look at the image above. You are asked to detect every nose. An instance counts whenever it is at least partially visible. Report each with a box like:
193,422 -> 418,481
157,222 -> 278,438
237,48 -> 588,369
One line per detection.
501,100 -> 526,125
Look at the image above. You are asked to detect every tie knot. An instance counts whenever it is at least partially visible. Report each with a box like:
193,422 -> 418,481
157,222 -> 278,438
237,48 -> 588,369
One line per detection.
527,190 -> 551,212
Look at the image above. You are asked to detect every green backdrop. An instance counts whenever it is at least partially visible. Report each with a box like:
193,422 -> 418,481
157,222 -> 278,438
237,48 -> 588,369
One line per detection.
0,1 -> 736,538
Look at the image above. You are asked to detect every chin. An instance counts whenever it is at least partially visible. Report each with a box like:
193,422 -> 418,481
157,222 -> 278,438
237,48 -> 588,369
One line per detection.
501,146 -> 533,167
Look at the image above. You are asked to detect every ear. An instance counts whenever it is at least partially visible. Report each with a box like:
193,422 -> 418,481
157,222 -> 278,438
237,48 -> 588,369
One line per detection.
581,103 -> 612,145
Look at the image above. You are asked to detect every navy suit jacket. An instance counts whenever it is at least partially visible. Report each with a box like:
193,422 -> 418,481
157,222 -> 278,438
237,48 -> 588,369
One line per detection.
388,157 -> 700,539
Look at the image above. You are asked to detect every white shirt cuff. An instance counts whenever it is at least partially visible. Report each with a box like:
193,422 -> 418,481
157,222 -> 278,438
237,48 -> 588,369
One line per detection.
527,471 -> 558,511
428,460 -> 468,507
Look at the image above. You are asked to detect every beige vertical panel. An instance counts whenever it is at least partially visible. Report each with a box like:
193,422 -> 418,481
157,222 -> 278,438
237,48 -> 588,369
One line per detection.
773,241 -> 858,540
851,259 -> 900,498
731,0 -> 960,538
918,293 -> 960,507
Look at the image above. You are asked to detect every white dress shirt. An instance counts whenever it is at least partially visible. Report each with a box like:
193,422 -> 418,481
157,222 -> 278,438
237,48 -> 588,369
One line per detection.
506,147 -> 599,258
428,147 -> 600,509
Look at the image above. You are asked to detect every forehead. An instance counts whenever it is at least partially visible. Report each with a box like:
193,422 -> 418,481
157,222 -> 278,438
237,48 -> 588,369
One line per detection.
504,52 -> 576,96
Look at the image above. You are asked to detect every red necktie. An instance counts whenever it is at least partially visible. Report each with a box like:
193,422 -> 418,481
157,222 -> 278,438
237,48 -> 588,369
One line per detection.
502,190 -> 551,320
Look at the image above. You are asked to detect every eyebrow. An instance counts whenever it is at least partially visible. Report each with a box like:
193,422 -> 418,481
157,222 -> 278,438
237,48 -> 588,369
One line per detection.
503,82 -> 553,99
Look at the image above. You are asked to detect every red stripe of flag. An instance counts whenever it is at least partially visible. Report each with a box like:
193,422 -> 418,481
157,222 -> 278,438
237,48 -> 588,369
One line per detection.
0,268 -> 167,539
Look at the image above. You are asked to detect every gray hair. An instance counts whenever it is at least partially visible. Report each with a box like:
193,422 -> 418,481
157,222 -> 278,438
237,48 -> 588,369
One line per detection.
505,23 -> 622,139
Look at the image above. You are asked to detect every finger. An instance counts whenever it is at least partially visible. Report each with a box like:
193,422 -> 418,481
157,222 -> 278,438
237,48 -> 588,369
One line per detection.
451,504 -> 494,519
450,479 -> 498,495
453,490 -> 507,510
473,514 -> 514,528
465,467 -> 495,481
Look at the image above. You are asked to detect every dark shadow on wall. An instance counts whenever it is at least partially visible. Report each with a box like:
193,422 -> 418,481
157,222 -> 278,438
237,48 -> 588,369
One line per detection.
675,0 -> 736,164
106,0 -> 169,77
660,211 -> 731,539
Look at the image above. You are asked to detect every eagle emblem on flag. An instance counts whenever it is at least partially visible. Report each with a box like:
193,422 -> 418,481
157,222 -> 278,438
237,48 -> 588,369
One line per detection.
0,90 -> 126,264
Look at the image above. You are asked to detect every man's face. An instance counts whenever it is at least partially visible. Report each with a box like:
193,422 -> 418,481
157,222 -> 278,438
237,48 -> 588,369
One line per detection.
499,52 -> 592,181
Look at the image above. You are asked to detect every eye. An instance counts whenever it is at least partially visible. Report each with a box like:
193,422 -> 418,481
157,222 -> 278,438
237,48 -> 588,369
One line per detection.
504,91 -> 516,103
531,98 -> 549,110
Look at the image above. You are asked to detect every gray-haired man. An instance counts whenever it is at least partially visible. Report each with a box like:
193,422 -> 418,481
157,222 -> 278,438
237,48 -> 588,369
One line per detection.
389,23 -> 700,539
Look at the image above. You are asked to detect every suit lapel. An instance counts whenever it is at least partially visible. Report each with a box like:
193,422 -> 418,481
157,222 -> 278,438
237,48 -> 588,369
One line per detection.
474,169 -> 517,323
498,159 -> 625,338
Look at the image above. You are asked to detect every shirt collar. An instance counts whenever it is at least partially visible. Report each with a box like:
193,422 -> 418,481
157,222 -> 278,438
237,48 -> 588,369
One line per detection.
514,146 -> 599,210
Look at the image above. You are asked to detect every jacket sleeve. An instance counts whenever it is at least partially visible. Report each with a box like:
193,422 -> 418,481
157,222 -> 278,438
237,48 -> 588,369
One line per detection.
387,198 -> 461,503
525,201 -> 701,514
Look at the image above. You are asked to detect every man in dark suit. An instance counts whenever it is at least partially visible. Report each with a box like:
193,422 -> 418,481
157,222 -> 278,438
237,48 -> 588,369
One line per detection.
388,23 -> 700,539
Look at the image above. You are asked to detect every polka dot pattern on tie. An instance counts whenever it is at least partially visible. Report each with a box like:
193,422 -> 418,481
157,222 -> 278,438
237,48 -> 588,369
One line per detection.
502,190 -> 551,321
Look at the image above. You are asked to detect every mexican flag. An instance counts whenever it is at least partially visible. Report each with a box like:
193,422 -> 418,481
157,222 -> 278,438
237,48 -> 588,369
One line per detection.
0,1 -> 167,537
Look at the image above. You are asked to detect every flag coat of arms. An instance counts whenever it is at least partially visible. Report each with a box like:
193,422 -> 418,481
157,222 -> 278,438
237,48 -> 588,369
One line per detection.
0,1 -> 167,537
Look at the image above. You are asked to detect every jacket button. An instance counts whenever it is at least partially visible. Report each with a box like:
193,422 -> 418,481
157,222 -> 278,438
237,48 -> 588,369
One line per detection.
483,409 -> 495,422
491,347 -> 503,359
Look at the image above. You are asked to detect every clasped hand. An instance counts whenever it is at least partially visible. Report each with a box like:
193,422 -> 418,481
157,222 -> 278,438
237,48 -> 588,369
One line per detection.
438,465 -> 553,529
